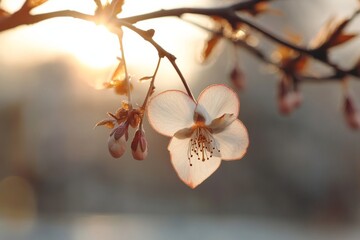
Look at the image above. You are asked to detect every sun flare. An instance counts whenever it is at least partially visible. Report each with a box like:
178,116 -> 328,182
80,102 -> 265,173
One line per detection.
0,0 -> 205,90
0,0 -> 187,69
62,23 -> 120,69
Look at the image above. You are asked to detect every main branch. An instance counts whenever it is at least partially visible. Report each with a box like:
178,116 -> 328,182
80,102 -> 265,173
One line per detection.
0,0 -> 359,83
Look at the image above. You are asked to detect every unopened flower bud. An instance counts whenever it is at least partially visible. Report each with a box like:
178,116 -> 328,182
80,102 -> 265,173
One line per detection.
108,135 -> 126,158
278,79 -> 293,115
278,94 -> 294,115
277,76 -> 303,115
344,95 -> 360,130
292,90 -> 303,109
107,122 -> 129,158
131,130 -> 148,160
230,66 -> 245,91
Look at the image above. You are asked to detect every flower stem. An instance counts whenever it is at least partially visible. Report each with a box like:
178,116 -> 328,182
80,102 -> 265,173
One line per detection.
118,30 -> 132,109
142,57 -> 162,109
114,21 -> 196,101
168,58 -> 195,101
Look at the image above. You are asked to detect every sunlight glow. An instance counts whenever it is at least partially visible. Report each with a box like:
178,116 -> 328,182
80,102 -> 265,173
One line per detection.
60,23 -> 120,69
0,0 -> 209,89
0,0 -> 205,67
0,0 -> 193,69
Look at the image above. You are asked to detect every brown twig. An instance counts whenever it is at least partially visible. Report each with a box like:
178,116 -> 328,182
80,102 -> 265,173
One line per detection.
183,19 -> 343,83
121,0 -> 270,24
114,21 -> 195,100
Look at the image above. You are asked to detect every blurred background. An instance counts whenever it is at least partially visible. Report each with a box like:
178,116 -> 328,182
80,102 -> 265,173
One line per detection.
1,0 -> 360,239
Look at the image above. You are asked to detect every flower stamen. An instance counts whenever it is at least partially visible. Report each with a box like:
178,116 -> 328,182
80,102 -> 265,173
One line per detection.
187,127 -> 220,166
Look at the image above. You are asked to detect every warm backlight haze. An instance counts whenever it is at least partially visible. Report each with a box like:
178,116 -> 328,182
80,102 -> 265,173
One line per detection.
0,0 -> 202,70
1,1 -> 360,239
0,0 -> 210,92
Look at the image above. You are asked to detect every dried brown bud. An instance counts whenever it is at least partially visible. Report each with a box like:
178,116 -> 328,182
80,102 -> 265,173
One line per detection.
202,34 -> 221,62
95,119 -> 116,129
128,109 -> 142,128
111,0 -> 125,15
309,17 -> 357,50
131,130 -> 148,160
26,0 -> 48,9
113,108 -> 128,123
244,2 -> 270,16
344,95 -> 360,130
114,80 -> 133,95
230,66 -> 245,91
146,29 -> 155,38
277,79 -> 301,115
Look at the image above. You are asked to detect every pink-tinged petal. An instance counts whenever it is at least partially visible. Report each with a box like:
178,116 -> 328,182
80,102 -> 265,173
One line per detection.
208,113 -> 237,133
147,90 -> 196,137
213,119 -> 249,161
174,127 -> 194,139
168,137 -> 221,189
197,84 -> 240,120
194,104 -> 211,125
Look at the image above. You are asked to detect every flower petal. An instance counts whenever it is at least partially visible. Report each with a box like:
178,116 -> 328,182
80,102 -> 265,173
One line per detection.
208,113 -> 237,133
197,84 -> 240,120
174,127 -> 194,139
213,119 -> 249,160
194,104 -> 211,125
168,137 -> 221,188
147,90 -> 196,137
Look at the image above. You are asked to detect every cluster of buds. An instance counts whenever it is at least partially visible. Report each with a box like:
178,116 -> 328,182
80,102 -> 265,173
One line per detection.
96,101 -> 148,160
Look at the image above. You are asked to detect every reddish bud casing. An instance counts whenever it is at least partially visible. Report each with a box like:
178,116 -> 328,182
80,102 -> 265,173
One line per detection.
131,130 -> 148,160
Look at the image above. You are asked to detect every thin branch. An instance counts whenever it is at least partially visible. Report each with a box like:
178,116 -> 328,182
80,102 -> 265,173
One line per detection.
142,57 -> 162,109
0,10 -> 93,32
121,0 -> 269,24
184,19 -> 343,83
118,31 -> 132,107
230,14 -> 311,54
228,11 -> 360,80
114,21 -> 195,100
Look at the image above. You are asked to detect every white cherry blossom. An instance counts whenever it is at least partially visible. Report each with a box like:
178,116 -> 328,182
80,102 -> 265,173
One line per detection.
148,84 -> 249,188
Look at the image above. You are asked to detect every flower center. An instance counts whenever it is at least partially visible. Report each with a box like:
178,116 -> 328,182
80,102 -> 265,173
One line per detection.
187,127 -> 220,166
